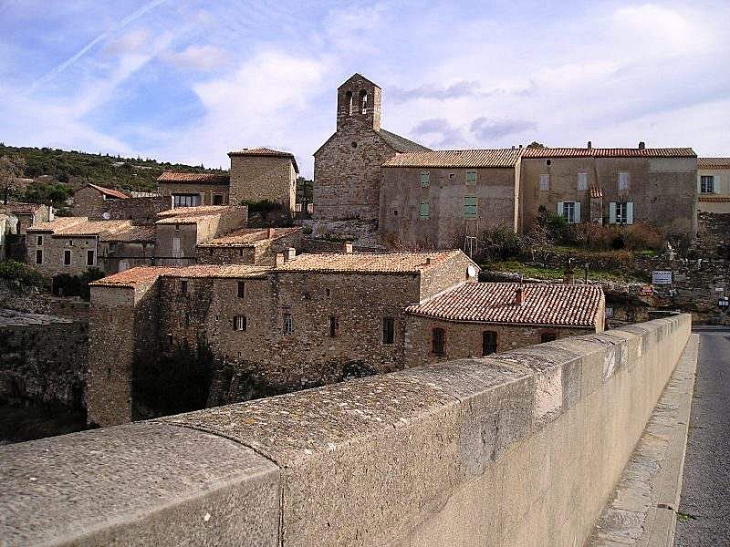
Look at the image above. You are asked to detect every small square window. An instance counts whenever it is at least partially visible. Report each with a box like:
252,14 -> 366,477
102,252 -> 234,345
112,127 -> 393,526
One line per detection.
325,288 -> 331,297
466,171 -> 477,186
432,328 -> 445,355
86,250 -> 95,266
540,332 -> 557,343
180,280 -> 188,295
420,172 -> 430,188
329,316 -> 339,337
35,249 -> 43,265
577,173 -> 588,191
37,235 -> 43,246
382,317 -> 395,344
283,312 -> 293,335
237,281 -> 245,298
63,250 -> 71,266
234,315 -> 247,331
700,175 -> 715,194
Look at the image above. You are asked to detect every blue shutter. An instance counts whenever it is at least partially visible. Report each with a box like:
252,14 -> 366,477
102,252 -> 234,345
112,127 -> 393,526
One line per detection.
609,202 -> 617,224
626,202 -> 634,224
574,201 -> 581,223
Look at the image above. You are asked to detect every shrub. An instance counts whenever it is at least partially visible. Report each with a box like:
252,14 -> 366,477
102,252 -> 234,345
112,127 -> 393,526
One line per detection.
480,227 -> 526,260
240,199 -> 283,213
536,205 -> 568,242
563,221 -> 665,251
52,268 -> 105,300
0,260 -> 46,291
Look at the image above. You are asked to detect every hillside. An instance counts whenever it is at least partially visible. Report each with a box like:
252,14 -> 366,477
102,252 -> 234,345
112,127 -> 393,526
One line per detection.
0,143 -> 226,194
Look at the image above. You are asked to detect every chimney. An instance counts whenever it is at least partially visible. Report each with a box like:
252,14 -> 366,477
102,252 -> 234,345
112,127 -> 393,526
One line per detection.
587,141 -> 592,149
285,247 -> 296,261
563,266 -> 575,285
515,286 -> 525,306
638,141 -> 645,150
343,242 -> 353,254
275,253 -> 285,267
267,227 -> 274,239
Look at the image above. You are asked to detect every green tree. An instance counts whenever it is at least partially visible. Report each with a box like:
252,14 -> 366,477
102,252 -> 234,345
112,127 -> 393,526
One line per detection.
0,154 -> 26,204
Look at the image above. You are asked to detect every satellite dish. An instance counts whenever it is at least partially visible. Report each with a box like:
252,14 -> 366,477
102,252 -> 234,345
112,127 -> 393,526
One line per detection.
102,212 -> 111,220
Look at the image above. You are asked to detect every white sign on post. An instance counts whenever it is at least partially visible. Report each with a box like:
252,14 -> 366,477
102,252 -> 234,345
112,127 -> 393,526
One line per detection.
652,271 -> 672,285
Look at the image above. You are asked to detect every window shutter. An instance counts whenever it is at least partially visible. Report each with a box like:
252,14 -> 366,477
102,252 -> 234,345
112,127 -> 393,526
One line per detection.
714,175 -> 720,194
609,202 -> 617,224
626,202 -> 634,224
574,201 -> 581,223
557,202 -> 564,216
697,175 -> 702,193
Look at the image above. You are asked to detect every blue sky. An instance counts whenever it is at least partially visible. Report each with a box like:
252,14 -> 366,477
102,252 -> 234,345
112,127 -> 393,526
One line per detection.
1,0 -> 729,177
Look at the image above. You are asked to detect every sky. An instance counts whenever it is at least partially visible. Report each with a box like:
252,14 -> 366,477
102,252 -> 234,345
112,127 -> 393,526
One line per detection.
0,0 -> 729,177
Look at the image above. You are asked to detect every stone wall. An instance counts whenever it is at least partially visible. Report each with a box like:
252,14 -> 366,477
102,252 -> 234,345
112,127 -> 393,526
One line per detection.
229,155 -> 296,213
379,166 -> 518,249
0,309 -> 88,409
404,316 -> 596,368
0,315 -> 692,547
27,234 -> 99,277
520,156 -> 698,237
157,182 -> 230,206
0,284 -> 90,320
108,196 -> 172,224
73,186 -> 111,219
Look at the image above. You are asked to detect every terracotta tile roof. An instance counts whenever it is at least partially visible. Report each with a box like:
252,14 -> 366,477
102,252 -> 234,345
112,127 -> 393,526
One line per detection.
102,224 -> 156,243
0,203 -> 44,215
160,264 -> 271,279
698,158 -> 730,169
27,217 -> 89,233
91,267 -> 180,289
520,147 -> 696,158
199,227 -> 302,248
156,205 -> 242,224
406,282 -> 604,328
378,129 -> 431,153
590,184 -> 604,199
157,172 -> 230,185
276,250 -> 467,274
86,183 -> 129,200
227,147 -> 299,173
383,149 -> 521,168
699,196 -> 730,203
47,219 -> 134,238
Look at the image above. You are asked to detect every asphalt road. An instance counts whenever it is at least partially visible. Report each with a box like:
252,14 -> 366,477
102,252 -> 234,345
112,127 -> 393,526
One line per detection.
675,327 -> 730,546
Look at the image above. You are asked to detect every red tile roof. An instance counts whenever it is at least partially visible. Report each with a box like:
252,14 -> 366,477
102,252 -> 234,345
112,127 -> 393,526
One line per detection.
520,147 -> 696,158
198,227 -> 302,248
590,184 -> 604,199
227,147 -> 299,173
0,203 -> 44,215
382,149 -> 521,168
157,172 -> 230,185
86,183 -> 129,200
406,282 -> 604,328
91,267 -> 180,289
160,264 -> 271,279
276,250 -> 470,274
698,158 -> 730,169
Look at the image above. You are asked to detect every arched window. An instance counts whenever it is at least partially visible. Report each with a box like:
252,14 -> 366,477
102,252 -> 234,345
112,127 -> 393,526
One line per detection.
359,90 -> 368,114
345,91 -> 353,116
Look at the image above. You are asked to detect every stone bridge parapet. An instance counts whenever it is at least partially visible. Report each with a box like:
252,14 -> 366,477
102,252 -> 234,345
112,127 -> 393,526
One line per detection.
0,314 -> 691,546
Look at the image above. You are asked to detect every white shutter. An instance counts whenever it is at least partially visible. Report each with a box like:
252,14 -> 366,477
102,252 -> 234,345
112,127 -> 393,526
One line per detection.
626,202 -> 634,224
697,175 -> 702,193
714,175 -> 720,194
609,202 -> 617,224
557,202 -> 564,217
574,201 -> 581,223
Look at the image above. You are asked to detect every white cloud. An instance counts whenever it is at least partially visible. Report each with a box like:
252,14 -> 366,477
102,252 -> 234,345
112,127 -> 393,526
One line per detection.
162,44 -> 229,71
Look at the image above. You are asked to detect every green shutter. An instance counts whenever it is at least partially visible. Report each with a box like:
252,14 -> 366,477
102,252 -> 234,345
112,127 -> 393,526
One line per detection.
466,171 -> 477,186
419,202 -> 430,219
420,172 -> 430,188
557,202 -> 564,217
464,196 -> 477,219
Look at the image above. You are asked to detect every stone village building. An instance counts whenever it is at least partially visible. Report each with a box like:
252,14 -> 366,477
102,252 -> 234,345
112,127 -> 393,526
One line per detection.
86,248 -> 604,426
697,157 -> 730,214
313,74 -> 699,247
157,147 -> 298,214
73,183 -> 130,219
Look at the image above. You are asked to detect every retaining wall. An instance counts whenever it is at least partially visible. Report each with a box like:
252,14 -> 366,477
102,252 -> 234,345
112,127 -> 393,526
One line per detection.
0,315 -> 691,546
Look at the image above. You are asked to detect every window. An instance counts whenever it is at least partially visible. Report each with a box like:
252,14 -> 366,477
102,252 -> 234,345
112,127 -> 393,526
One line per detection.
185,312 -> 190,327
577,172 -> 588,191
701,175 -> 715,194
63,250 -> 71,266
325,288 -> 331,297
419,202 -> 430,219
173,194 -> 201,207
37,235 -> 43,246
346,91 -> 353,115
382,317 -> 395,344
420,171 -> 430,188
329,316 -> 339,337
35,249 -> 43,265
558,201 -> 580,224
610,202 -> 633,225
466,170 -> 477,186
482,331 -> 497,356
213,194 -> 224,205
539,174 -> 550,191
234,315 -> 247,331
68,240 -> 73,246
359,90 -> 368,114
87,250 -> 95,266
432,328 -> 445,355
180,280 -> 188,295
464,196 -> 477,219
617,172 -> 629,191
283,312 -> 293,335
237,281 -> 245,298
540,332 -> 557,343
